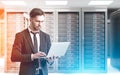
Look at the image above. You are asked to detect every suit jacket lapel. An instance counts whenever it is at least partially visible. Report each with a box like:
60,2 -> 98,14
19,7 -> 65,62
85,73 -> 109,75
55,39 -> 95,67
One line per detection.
25,29 -> 34,53
39,30 -> 48,55
39,30 -> 42,51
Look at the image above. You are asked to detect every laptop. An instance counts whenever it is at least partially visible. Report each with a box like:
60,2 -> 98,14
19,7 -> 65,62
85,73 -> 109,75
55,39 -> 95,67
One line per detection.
47,42 -> 70,57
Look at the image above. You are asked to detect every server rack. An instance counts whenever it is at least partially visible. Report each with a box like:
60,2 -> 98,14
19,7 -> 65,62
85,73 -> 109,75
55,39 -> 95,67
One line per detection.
6,12 -> 25,72
110,9 -> 120,70
107,9 -> 118,58
44,12 -> 55,42
42,11 -> 57,72
56,9 -> 82,73
82,9 -> 107,72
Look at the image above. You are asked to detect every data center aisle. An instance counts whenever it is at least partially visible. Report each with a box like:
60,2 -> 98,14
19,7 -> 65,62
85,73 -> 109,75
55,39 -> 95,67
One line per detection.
0,58 -> 120,75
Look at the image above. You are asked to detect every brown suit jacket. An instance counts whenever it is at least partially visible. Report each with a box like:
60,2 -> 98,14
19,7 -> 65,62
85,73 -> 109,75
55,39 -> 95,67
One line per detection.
11,29 -> 51,75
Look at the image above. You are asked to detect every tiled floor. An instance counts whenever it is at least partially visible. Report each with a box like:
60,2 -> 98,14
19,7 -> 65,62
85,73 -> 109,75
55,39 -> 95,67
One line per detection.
0,58 -> 120,75
0,72 -> 120,75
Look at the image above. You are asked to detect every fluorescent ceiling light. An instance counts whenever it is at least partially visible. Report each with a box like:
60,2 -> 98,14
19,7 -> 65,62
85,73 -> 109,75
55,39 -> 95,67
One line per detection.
88,0 -> 113,5
1,1 -> 26,5
45,0 -> 68,5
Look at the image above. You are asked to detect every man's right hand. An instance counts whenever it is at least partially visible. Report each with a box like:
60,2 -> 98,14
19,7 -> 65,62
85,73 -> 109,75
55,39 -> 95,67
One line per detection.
32,51 -> 46,60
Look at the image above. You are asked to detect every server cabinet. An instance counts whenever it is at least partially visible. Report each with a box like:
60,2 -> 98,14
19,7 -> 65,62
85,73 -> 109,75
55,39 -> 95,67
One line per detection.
107,9 -> 118,58
0,9 -> 4,57
42,12 -> 55,42
110,9 -> 120,70
82,9 -> 107,72
57,11 -> 81,72
6,12 -> 26,72
43,11 -> 57,72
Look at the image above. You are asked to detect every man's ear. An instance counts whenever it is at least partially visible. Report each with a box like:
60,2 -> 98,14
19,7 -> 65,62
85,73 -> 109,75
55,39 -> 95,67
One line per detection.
30,18 -> 32,22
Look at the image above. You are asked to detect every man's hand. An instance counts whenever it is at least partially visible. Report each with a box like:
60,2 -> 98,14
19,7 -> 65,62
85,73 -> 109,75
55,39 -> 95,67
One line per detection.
32,51 -> 46,59
47,56 -> 59,65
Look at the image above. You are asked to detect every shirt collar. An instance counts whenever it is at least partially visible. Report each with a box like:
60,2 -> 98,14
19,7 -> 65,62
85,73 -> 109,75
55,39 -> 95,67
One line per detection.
28,27 -> 40,33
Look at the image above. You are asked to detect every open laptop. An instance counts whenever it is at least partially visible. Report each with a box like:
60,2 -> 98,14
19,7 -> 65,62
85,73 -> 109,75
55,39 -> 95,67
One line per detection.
47,42 -> 70,57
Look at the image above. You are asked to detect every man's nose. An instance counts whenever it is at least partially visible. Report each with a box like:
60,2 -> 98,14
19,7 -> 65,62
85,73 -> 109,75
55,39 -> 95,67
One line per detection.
38,22 -> 42,25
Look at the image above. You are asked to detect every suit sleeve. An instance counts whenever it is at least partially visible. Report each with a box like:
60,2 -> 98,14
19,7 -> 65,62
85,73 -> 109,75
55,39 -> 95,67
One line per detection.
11,33 -> 32,62
46,34 -> 51,55
41,34 -> 51,66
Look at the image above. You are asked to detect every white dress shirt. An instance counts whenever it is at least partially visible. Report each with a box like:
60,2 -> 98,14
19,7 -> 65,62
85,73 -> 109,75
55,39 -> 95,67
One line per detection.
28,27 -> 40,61
28,27 -> 40,52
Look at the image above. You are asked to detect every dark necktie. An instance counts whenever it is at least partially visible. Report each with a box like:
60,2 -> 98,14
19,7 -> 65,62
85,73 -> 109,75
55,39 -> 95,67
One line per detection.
31,31 -> 40,74
31,31 -> 39,53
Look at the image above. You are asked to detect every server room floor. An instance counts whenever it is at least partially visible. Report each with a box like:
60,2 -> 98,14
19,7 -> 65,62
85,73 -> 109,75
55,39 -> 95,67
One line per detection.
0,58 -> 120,75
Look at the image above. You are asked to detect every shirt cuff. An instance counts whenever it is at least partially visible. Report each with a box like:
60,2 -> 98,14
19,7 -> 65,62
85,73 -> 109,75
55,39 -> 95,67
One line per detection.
31,54 -> 34,61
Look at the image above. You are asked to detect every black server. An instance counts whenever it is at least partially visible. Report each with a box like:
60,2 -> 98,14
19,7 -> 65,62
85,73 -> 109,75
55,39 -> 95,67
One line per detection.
107,9 -> 118,58
82,10 -> 107,72
57,12 -> 81,72
44,12 -> 55,72
110,9 -> 120,70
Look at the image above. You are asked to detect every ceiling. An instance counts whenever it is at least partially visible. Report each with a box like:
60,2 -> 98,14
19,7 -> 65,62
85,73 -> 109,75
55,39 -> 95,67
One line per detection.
0,0 -> 120,9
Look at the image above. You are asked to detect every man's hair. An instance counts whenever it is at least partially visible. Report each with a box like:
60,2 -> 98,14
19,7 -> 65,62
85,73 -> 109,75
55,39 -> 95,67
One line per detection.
30,8 -> 44,18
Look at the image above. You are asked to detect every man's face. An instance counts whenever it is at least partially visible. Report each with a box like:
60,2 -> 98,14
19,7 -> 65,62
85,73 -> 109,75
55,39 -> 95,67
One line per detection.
30,15 -> 45,31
